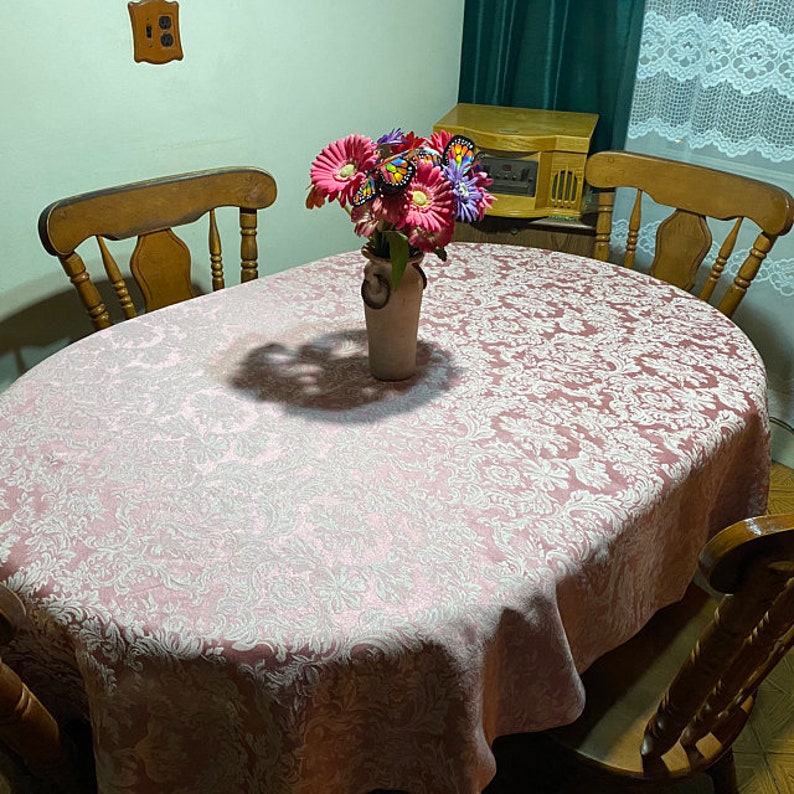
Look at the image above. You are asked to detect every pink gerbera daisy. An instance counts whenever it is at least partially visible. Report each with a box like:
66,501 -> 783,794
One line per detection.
399,161 -> 455,236
310,134 -> 378,206
350,200 -> 381,238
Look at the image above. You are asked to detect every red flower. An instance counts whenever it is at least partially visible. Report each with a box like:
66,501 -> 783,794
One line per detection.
429,130 -> 453,154
305,184 -> 326,210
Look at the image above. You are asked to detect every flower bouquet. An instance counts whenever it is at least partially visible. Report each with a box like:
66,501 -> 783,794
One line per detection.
306,128 -> 493,381
307,128 -> 494,290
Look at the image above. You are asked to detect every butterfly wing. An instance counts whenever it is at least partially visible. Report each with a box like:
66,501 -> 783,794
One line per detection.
352,171 -> 378,206
413,147 -> 442,167
377,155 -> 416,192
443,135 -> 479,172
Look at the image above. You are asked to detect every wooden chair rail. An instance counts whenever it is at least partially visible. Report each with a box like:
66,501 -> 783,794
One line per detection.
39,167 -> 277,256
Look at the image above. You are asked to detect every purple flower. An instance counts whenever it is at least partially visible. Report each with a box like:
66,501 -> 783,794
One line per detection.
443,162 -> 484,223
377,129 -> 405,147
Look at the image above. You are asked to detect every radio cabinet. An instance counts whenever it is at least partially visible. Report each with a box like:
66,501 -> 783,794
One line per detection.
434,103 -> 598,221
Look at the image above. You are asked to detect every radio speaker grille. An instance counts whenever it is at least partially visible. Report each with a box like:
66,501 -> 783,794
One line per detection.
551,169 -> 580,210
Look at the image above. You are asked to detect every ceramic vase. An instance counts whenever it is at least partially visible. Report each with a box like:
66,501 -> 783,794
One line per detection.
361,246 -> 426,381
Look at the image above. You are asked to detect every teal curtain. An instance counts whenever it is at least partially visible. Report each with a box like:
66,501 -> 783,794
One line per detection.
458,0 -> 646,152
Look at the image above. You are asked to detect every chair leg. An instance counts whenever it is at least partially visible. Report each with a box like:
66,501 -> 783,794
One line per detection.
0,657 -> 83,790
706,750 -> 738,794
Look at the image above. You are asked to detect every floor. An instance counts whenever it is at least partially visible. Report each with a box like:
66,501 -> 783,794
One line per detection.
2,463 -> 793,794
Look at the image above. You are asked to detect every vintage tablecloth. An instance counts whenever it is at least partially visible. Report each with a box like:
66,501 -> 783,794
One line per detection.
0,243 -> 769,793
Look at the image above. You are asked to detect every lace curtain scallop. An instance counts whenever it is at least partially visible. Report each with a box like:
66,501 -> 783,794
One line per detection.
630,2 -> 794,162
617,0 -> 794,430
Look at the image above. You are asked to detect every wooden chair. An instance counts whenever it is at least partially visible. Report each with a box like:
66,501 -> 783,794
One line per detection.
585,151 -> 794,317
535,513 -> 794,793
38,166 -> 278,331
0,583 -> 89,791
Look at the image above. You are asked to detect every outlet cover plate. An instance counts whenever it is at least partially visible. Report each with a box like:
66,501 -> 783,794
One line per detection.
129,0 -> 183,64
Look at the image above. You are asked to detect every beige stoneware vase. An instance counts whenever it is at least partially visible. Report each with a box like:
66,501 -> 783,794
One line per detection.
360,247 -> 426,381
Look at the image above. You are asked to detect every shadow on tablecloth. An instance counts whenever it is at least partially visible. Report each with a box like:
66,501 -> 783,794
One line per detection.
227,328 -> 461,419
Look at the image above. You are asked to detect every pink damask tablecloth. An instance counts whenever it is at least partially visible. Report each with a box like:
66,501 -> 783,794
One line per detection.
0,243 -> 769,793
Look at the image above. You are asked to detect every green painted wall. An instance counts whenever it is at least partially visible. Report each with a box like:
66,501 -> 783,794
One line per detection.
0,0 -> 464,388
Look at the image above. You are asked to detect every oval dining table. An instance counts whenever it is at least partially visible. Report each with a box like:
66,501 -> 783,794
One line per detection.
0,242 -> 769,793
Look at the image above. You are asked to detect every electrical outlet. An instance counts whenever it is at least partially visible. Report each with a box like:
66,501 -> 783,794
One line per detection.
128,0 -> 183,64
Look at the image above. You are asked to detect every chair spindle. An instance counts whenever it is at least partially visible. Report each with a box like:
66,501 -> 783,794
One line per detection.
625,190 -> 643,270
209,209 -> 225,292
593,189 -> 614,261
717,233 -> 774,317
240,208 -> 259,282
699,218 -> 742,304
97,236 -> 137,319
683,573 -> 794,746
642,556 -> 790,760
59,251 -> 112,330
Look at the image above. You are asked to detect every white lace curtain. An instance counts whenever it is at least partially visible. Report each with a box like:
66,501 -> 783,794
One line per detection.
616,0 -> 794,429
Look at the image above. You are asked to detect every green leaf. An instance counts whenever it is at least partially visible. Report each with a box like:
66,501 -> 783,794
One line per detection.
384,231 -> 410,290
369,229 -> 388,258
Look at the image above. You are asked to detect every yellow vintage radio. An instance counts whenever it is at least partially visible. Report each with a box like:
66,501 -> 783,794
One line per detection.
434,103 -> 598,219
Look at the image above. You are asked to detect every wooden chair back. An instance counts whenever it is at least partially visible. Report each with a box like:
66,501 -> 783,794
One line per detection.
38,167 -> 278,331
546,513 -> 794,790
0,583 -> 83,788
585,150 -> 794,317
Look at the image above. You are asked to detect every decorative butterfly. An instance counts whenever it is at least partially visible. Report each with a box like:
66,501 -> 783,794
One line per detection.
443,135 -> 479,172
352,172 -> 378,206
376,154 -> 416,192
412,147 -> 442,167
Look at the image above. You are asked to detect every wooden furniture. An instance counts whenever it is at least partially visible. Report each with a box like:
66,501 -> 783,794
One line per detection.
543,512 -> 794,792
38,166 -> 278,331
0,244 -> 770,793
452,204 -> 597,257
439,103 -> 599,255
434,103 -> 598,219
586,150 -> 794,317
0,584 -> 81,789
